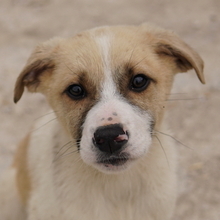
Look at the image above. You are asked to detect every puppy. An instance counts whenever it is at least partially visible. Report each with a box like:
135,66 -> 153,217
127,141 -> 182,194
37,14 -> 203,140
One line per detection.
0,23 -> 204,220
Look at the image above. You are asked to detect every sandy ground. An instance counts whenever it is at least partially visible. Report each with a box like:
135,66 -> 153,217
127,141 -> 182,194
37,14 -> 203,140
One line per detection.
0,0 -> 219,219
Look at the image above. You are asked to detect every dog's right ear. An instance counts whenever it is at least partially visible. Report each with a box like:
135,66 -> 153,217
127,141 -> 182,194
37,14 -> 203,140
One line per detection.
14,38 -> 62,103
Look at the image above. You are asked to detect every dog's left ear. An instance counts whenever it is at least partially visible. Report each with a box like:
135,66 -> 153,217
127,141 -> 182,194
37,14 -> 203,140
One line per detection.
14,38 -> 63,103
147,25 -> 205,84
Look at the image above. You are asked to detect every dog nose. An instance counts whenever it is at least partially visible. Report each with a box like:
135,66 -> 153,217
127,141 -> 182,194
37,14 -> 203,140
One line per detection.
93,124 -> 129,154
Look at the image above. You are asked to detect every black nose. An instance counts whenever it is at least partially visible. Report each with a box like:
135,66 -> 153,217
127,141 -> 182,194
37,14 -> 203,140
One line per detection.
93,124 -> 129,154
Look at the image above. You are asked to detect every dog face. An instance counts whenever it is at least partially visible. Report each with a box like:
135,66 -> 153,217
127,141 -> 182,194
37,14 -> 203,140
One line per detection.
14,24 -> 204,173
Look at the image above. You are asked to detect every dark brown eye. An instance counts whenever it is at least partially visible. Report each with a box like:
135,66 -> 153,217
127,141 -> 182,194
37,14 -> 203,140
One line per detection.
130,74 -> 151,92
66,84 -> 86,100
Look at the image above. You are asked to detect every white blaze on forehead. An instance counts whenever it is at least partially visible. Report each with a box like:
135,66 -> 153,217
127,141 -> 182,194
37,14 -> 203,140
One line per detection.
94,32 -> 117,100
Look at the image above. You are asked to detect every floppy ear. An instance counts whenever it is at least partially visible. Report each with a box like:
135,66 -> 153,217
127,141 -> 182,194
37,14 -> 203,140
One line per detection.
144,24 -> 205,84
14,38 -> 62,103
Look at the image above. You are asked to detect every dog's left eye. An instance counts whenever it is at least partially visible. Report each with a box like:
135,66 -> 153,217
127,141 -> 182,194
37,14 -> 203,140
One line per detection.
65,84 -> 86,100
130,74 -> 151,92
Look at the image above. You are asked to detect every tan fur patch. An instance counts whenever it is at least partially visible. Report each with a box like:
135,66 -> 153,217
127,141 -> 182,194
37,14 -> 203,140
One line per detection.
13,134 -> 31,205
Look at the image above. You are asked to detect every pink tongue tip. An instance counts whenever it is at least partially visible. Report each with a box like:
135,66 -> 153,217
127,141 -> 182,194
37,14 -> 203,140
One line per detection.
114,134 -> 128,142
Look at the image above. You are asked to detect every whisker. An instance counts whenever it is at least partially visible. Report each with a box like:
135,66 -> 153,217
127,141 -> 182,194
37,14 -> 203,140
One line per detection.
166,98 -> 204,101
34,111 -> 57,121
64,63 -> 80,77
55,141 -> 73,157
54,138 -> 82,162
33,118 -> 57,132
153,130 -> 193,150
154,135 -> 170,169
54,149 -> 79,162
127,42 -> 139,69
130,56 -> 148,70
54,145 -> 75,162
166,93 -> 188,95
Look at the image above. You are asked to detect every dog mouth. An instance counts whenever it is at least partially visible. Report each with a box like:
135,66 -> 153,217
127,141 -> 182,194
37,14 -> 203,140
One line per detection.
97,154 -> 129,167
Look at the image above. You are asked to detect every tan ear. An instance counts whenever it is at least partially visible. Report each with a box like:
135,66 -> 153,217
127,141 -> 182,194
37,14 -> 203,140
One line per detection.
14,38 -> 62,103
142,24 -> 205,84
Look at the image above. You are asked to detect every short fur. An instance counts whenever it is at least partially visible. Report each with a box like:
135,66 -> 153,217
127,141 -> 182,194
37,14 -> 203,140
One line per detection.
0,23 -> 204,220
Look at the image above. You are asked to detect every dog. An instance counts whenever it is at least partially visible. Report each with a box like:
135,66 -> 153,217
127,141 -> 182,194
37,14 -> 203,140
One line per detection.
0,23 -> 204,220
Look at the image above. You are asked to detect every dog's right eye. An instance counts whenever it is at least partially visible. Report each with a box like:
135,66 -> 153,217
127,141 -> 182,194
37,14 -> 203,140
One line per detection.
65,84 -> 86,100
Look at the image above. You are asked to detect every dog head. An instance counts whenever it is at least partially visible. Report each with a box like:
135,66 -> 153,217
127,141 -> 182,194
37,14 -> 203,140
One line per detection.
14,24 -> 204,173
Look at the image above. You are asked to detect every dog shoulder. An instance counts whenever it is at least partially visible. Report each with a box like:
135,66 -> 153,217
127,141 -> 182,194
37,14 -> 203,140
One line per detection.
12,112 -> 63,205
12,133 -> 31,205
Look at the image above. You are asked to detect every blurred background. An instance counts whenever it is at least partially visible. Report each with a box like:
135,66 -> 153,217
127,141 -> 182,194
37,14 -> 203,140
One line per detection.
0,0 -> 219,219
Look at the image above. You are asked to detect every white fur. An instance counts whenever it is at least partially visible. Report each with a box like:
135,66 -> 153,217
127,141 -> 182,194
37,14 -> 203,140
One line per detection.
94,32 -> 117,100
26,114 -> 176,220
80,97 -> 153,173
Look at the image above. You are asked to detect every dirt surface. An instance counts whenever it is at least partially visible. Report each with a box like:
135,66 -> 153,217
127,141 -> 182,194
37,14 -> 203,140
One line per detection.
0,0 -> 219,219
